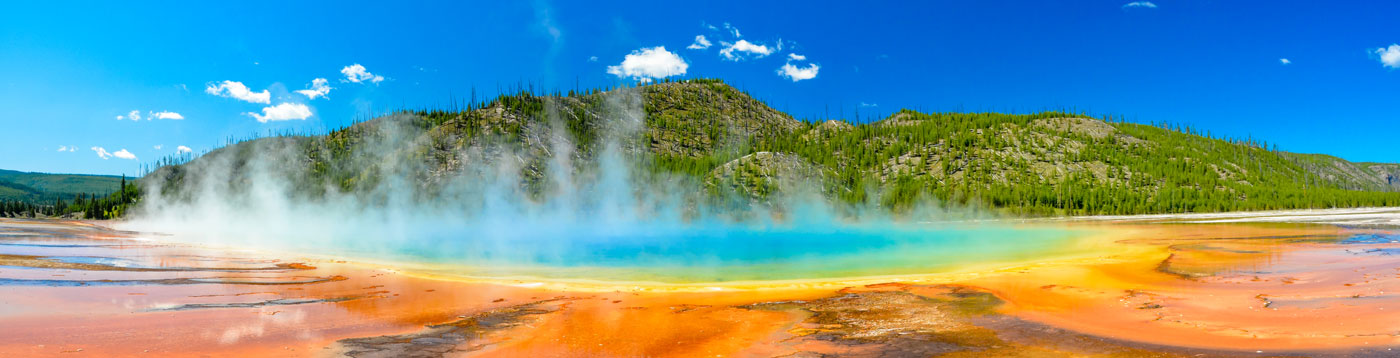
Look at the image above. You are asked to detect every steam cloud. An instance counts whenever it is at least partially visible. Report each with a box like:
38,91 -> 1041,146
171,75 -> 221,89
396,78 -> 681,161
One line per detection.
119,88 -> 1045,282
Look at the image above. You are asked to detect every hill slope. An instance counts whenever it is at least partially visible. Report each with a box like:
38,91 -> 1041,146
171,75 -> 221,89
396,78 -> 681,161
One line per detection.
140,79 -> 1400,217
1280,153 -> 1400,192
0,169 -> 123,204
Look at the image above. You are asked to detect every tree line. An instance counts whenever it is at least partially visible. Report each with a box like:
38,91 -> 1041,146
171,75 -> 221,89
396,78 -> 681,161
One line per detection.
0,176 -> 139,219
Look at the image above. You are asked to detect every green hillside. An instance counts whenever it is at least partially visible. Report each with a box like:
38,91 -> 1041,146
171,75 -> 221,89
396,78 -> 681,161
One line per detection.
0,169 -> 133,219
0,169 -> 123,203
140,79 -> 1400,218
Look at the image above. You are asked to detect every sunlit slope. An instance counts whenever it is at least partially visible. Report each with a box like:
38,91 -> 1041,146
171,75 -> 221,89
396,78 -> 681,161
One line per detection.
142,79 -> 1400,216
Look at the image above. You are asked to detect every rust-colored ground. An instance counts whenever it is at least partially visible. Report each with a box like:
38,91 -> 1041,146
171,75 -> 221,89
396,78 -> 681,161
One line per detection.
1,218 -> 1397,357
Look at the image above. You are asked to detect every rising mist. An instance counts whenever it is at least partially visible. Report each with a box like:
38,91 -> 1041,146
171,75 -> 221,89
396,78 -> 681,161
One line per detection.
117,86 -> 1079,282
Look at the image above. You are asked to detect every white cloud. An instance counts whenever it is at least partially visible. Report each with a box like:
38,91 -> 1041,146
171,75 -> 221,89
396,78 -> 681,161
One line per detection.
341,64 -> 385,84
112,149 -> 136,160
205,81 -> 271,104
1123,1 -> 1157,8
296,78 -> 332,99
57,145 -> 76,152
778,53 -> 820,82
246,103 -> 313,123
778,63 -> 820,82
1279,58 -> 1291,65
115,110 -> 141,121
860,102 -> 878,107
153,145 -> 163,150
150,111 -> 184,120
588,56 -> 599,62
91,147 -> 135,160
687,35 -> 713,50
119,110 -> 182,121
723,23 -> 741,38
1375,44 -> 1400,69
719,40 -> 773,61
177,145 -> 193,154
606,46 -> 688,81
91,147 -> 112,159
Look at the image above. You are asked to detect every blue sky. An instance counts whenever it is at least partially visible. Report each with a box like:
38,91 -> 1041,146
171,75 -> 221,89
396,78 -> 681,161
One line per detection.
2,1 -> 1398,176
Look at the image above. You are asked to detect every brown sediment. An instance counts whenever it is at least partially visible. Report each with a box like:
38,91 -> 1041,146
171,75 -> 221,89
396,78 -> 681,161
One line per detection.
332,298 -> 570,357
147,295 -> 374,312
0,274 -> 348,287
764,290 -> 991,356
739,283 -> 1202,358
0,253 -> 316,272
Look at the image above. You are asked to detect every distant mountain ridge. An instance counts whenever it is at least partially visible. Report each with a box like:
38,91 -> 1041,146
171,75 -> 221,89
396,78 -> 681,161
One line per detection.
140,79 -> 1400,216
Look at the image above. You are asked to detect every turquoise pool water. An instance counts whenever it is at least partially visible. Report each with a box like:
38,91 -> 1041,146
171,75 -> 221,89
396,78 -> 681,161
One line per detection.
332,222 -> 1094,283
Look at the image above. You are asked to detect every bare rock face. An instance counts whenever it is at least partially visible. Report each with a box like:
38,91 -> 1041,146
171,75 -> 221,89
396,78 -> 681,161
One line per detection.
874,112 -> 917,127
1032,117 -> 1117,139
1367,164 -> 1400,191
802,120 -> 855,141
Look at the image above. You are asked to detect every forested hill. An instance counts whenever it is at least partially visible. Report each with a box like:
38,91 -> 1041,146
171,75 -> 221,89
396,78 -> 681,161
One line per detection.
0,169 -> 123,201
0,169 -> 124,203
0,169 -> 131,218
140,79 -> 1400,217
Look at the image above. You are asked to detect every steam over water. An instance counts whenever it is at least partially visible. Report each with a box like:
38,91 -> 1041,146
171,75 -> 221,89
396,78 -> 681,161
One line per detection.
120,89 -> 1090,283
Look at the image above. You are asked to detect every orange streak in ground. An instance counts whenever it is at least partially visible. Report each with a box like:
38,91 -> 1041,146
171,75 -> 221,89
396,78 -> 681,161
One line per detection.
473,293 -> 815,357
